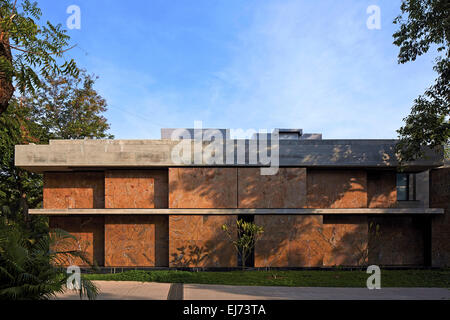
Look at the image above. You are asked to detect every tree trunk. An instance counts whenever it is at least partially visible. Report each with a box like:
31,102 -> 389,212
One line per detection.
17,170 -> 30,225
20,192 -> 29,224
0,29 -> 15,114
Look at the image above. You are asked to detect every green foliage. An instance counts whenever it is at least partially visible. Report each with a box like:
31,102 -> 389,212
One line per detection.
24,70 -> 114,140
0,0 -> 79,113
0,215 -> 98,300
0,0 -> 110,301
393,0 -> 450,162
0,100 -> 43,216
222,219 -> 264,270
0,72 -> 113,217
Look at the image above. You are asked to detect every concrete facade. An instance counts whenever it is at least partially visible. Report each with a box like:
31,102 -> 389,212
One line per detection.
15,128 -> 449,268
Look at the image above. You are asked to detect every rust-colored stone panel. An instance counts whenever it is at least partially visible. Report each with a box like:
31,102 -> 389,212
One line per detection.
307,169 -> 367,208
322,215 -> 368,266
254,215 -> 324,267
169,168 -> 237,208
44,172 -> 104,209
49,216 -> 104,266
169,240 -> 236,268
368,216 -> 425,266
169,215 -> 237,267
430,168 -> 450,267
255,240 -> 289,267
238,168 -> 307,208
288,240 -> 325,267
104,215 -> 168,267
367,171 -> 397,208
105,170 -> 168,208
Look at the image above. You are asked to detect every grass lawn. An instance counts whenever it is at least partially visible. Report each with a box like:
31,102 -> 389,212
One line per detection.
84,269 -> 450,288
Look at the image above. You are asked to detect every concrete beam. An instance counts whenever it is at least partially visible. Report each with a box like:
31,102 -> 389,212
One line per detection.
15,139 -> 444,172
29,208 -> 445,215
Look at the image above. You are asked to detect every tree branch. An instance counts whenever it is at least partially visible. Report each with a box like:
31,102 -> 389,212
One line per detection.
7,43 -> 77,56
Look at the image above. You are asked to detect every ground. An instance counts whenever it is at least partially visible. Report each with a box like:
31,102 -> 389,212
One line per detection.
55,281 -> 450,300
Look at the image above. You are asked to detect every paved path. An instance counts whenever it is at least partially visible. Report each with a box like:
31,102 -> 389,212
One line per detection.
55,281 -> 450,300
55,281 -> 171,300
183,284 -> 450,300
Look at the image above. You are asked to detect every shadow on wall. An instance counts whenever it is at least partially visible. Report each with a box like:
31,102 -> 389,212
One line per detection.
168,167 -> 426,267
168,168 -> 237,209
50,215 -> 105,267
430,167 -> 450,267
321,215 -> 371,267
104,215 -> 169,268
169,215 -> 238,268
306,169 -> 367,209
368,216 -> 429,266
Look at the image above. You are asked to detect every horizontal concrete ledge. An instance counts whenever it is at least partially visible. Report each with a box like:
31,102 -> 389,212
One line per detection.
15,139 -> 444,172
29,208 -> 445,215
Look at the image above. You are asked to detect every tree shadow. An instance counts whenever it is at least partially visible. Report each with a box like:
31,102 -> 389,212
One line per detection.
169,215 -> 237,268
167,163 -> 427,268
50,215 -> 105,266
103,214 -> 168,267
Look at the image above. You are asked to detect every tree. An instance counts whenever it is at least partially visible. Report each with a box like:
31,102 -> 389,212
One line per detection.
393,0 -> 450,162
0,0 -> 78,114
222,219 -> 264,270
24,70 -> 113,140
0,72 -> 111,300
0,72 -> 113,223
0,99 -> 43,224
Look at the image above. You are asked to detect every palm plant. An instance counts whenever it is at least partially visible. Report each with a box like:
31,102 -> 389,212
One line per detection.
0,214 -> 98,300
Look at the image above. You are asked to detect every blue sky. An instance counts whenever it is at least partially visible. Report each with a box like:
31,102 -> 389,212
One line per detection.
38,0 -> 439,139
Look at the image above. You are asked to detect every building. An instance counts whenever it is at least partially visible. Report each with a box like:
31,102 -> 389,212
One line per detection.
14,128 -> 450,268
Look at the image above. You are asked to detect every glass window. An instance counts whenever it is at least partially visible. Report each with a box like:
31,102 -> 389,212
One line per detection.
396,173 -> 409,201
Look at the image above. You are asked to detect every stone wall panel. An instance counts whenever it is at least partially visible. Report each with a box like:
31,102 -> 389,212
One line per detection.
368,216 -> 425,265
169,215 -> 237,267
238,168 -> 306,208
104,215 -> 168,267
49,216 -> 104,266
254,215 -> 324,267
105,170 -> 168,208
169,168 -> 237,208
307,170 -> 367,208
430,168 -> 450,267
367,171 -> 397,208
44,172 -> 104,209
322,215 -> 368,266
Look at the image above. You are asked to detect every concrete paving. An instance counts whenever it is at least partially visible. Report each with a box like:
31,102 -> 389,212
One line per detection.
183,284 -> 450,300
54,281 -> 450,300
54,281 -> 171,300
